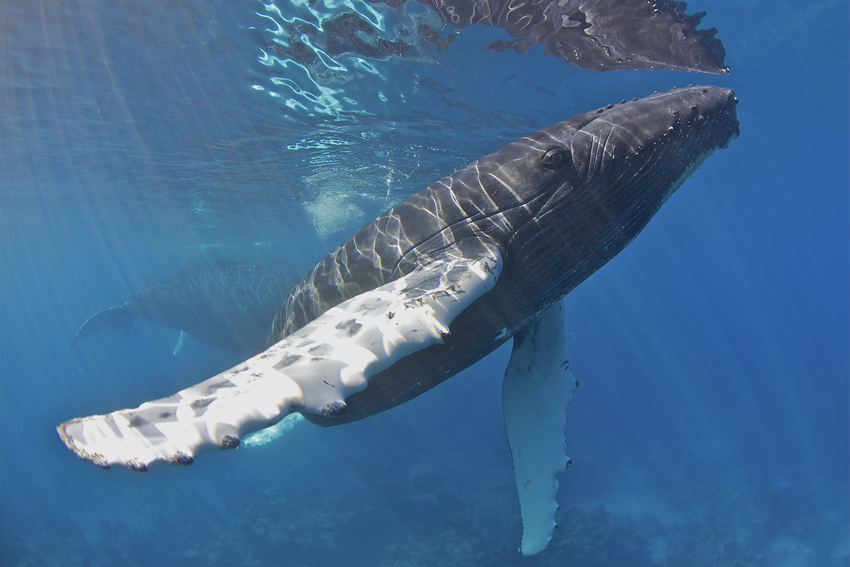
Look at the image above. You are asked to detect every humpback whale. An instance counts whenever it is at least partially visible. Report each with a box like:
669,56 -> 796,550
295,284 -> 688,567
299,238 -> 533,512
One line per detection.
58,86 -> 739,555
69,261 -> 305,357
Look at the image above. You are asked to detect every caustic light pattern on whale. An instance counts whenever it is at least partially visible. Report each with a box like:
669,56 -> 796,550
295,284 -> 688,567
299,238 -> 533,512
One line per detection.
58,86 -> 739,555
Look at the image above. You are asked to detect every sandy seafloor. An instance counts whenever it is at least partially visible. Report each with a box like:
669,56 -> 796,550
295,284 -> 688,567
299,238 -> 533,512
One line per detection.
0,0 -> 848,565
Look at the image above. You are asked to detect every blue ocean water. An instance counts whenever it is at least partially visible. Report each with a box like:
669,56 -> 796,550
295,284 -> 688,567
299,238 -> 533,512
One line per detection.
1,0 -> 848,565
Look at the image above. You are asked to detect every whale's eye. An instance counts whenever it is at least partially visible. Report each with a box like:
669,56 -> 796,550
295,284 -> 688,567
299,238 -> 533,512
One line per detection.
541,147 -> 569,169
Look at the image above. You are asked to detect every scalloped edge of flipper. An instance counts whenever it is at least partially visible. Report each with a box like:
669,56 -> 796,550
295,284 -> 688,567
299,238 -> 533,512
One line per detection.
502,300 -> 578,555
57,371 -> 302,471
58,241 -> 503,471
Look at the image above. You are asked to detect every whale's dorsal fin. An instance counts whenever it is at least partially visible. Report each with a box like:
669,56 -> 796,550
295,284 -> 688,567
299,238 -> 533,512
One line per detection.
58,240 -> 503,471
502,300 -> 578,555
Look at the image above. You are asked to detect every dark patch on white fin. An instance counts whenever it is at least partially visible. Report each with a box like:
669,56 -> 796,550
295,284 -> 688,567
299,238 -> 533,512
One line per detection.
57,241 -> 503,471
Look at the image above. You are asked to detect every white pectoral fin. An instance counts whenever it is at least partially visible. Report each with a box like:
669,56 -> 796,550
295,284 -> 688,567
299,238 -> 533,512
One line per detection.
501,300 -> 578,555
172,330 -> 188,356
58,241 -> 503,471
57,357 -> 306,471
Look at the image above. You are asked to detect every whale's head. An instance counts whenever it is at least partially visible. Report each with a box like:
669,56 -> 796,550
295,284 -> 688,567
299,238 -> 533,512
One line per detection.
480,85 -> 739,293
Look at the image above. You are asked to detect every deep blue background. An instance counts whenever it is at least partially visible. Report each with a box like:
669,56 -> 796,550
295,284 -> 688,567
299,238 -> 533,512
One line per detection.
1,0 -> 848,565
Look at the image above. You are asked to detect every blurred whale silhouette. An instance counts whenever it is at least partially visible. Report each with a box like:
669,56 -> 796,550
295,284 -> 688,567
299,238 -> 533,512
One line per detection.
69,260 -> 305,357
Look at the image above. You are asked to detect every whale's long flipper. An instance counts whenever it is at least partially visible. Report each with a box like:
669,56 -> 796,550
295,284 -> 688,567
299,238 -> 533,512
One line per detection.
58,243 -> 503,470
502,300 -> 578,556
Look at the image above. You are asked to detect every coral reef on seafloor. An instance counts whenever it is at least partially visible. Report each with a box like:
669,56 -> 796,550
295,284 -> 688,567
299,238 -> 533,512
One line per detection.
3,458 -> 847,567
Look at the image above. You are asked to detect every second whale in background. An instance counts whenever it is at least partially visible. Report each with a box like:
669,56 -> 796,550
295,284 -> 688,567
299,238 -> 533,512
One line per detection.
69,260 -> 306,357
